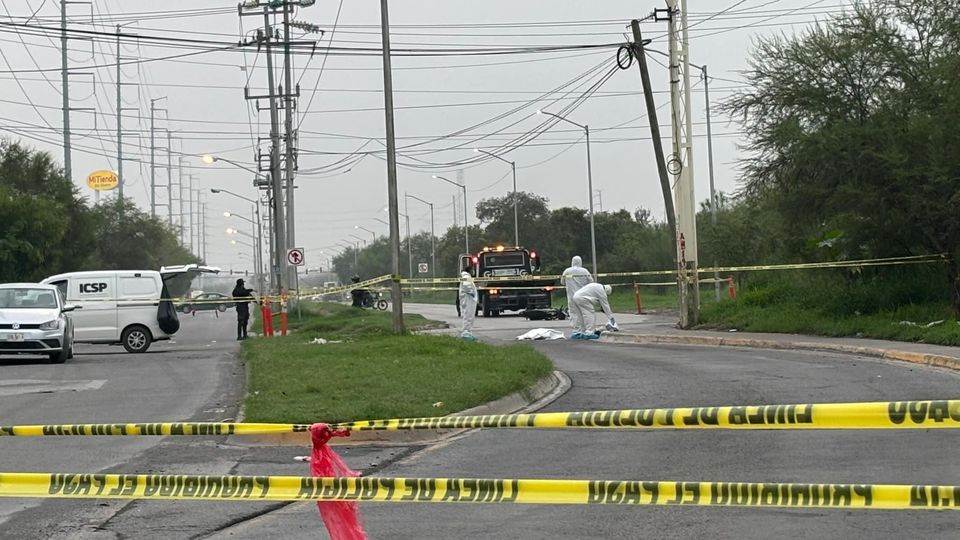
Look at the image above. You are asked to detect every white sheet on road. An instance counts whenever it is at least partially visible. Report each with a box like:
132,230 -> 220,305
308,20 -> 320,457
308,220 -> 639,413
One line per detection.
516,328 -> 566,341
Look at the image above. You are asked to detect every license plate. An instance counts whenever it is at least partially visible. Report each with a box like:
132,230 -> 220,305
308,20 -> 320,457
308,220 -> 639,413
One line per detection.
492,269 -> 519,276
5,334 -> 24,342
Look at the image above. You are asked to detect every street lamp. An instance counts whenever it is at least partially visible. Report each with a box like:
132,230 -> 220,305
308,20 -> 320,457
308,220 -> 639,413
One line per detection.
210,187 -> 266,295
405,193 -> 436,278
538,109 -> 598,277
355,225 -> 376,243
349,234 -> 367,247
474,148 -> 519,246
432,175 -> 469,254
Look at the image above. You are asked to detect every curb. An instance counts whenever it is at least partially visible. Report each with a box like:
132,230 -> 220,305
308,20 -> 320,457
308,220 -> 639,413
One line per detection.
599,333 -> 960,372
233,370 -> 571,447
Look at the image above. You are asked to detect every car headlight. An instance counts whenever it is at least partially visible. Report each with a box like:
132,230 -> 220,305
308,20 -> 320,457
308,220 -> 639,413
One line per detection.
39,319 -> 61,331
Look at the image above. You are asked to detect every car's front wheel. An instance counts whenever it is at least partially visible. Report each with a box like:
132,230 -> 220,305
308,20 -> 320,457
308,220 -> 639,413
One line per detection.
49,347 -> 68,364
121,325 -> 152,353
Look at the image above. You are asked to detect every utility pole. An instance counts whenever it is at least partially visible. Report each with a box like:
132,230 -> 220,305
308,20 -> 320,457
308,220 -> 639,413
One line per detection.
511,161 -> 518,246
60,0 -> 71,185
150,99 -> 156,217
187,174 -> 194,253
666,0 -> 699,327
281,1 -> 299,298
166,131 -> 173,226
380,0 -> 405,333
241,5 -> 288,295
115,25 -> 123,209
201,201 -> 208,261
702,65 -> 720,302
177,156 -> 186,244
629,20 -> 676,240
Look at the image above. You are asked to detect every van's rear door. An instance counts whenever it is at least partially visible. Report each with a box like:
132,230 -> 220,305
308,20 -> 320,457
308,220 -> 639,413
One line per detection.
159,265 -> 221,298
159,264 -> 221,278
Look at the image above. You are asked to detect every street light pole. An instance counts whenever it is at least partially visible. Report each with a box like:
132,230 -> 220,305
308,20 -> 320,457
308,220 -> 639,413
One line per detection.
475,148 -> 518,245
406,193 -> 436,278
355,225 -> 376,243
538,110 -> 598,277
432,175 -> 469,254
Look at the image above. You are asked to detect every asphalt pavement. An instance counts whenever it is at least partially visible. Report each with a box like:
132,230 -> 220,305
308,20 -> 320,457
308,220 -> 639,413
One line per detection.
212,303 -> 960,539
2,303 -> 958,538
0,311 -> 245,537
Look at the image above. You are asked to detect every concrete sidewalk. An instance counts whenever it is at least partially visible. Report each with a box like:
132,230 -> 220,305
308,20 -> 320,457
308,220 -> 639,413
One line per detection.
603,314 -> 960,371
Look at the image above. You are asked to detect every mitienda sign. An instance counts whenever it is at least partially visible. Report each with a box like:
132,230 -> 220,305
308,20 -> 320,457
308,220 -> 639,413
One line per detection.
87,170 -> 118,191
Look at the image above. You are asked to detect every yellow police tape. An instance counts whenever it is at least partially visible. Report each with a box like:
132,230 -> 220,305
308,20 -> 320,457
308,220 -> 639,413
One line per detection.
0,472 -> 956,509
300,274 -> 393,300
3,399 -> 957,437
398,254 -> 947,286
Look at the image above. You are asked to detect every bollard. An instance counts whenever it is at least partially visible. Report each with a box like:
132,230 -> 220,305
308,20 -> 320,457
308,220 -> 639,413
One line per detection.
262,303 -> 274,337
634,283 -> 643,314
280,291 -> 289,336
727,277 -> 737,300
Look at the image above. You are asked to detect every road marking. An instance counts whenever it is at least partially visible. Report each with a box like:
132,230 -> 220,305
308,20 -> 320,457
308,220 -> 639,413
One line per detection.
0,380 -> 107,397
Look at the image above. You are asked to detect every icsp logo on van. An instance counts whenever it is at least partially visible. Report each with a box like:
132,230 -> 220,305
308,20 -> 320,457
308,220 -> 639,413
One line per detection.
80,282 -> 107,294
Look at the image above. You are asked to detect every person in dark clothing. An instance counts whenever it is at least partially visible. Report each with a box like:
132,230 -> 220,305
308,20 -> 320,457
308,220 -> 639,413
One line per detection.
232,279 -> 256,340
349,275 -> 366,308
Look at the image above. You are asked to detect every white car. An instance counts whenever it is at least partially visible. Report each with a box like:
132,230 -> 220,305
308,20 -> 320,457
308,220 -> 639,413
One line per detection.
42,265 -> 218,354
0,283 -> 76,363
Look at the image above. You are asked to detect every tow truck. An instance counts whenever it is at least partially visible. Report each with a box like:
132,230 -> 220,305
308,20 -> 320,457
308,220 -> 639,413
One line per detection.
460,245 -> 554,317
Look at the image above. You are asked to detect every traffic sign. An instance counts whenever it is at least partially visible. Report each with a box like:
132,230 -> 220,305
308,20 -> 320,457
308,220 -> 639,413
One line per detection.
287,248 -> 305,266
418,263 -> 429,274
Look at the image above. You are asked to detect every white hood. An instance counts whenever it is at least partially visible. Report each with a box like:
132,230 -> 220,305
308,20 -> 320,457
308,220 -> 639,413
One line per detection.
0,308 -> 59,325
571,256 -> 582,268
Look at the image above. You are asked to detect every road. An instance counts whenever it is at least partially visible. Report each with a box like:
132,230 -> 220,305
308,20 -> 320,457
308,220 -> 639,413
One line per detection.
1,303 -> 957,538
0,311 -> 245,537
216,303 -> 960,539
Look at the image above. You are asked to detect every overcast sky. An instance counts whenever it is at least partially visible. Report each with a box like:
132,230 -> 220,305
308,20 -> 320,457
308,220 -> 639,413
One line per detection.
0,0 -> 852,272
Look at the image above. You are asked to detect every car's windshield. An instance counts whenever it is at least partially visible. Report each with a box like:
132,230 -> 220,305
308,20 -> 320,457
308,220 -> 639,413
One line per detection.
0,288 -> 58,309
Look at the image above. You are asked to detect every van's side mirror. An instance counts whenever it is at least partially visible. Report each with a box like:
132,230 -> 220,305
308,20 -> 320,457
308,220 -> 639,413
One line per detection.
62,304 -> 80,312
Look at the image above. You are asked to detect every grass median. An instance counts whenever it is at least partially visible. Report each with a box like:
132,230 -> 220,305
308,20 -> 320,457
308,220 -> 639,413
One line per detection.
242,302 -> 553,424
698,274 -> 960,346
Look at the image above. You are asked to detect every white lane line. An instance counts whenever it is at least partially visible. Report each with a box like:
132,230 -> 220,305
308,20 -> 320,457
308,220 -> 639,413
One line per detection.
0,379 -> 108,397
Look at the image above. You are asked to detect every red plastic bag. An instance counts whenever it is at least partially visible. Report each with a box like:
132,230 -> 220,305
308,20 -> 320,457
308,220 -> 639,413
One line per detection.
309,423 -> 367,540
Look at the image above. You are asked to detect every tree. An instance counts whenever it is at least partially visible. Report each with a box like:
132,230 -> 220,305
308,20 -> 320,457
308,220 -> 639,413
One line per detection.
475,191 -> 550,246
0,139 -> 198,281
0,141 -> 96,281
723,0 -> 960,314
87,199 -> 198,270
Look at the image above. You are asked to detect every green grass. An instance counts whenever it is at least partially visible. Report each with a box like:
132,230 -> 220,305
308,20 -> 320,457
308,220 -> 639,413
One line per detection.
242,302 -> 553,423
699,276 -> 960,346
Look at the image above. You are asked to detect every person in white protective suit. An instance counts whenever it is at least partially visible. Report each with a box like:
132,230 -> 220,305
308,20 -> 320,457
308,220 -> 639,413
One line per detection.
560,256 -> 593,329
570,283 -> 619,339
458,272 -> 479,340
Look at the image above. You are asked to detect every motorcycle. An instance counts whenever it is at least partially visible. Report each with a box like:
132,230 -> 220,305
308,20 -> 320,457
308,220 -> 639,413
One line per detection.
355,289 -> 389,311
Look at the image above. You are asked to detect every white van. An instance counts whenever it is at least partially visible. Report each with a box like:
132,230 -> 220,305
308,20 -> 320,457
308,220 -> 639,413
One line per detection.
42,265 -> 219,353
